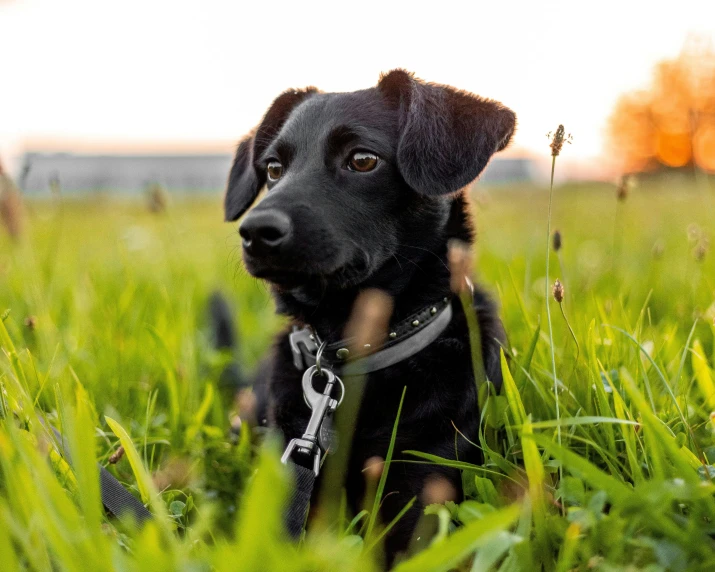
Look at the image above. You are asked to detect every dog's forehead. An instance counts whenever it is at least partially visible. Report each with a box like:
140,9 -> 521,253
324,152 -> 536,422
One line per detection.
277,89 -> 395,144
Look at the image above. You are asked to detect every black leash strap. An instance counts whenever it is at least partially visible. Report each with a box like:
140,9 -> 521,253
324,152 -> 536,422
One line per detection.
285,464 -> 316,538
281,346 -> 345,537
98,464 -> 152,524
46,423 -> 152,524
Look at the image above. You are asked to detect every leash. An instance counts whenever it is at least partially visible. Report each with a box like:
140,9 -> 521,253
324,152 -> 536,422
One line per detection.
43,421 -> 153,524
281,297 -> 454,536
281,341 -> 345,536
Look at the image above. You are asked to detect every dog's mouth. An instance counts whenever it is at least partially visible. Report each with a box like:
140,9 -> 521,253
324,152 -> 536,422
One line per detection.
249,267 -> 311,289
243,250 -> 372,290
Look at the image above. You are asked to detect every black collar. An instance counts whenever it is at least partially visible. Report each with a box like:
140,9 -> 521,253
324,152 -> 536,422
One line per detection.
289,297 -> 453,375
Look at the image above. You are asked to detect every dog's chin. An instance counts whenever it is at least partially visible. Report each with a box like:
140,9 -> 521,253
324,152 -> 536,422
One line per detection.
244,264 -> 310,290
244,252 -> 373,291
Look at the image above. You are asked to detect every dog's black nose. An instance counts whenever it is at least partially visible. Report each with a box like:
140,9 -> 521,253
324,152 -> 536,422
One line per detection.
239,209 -> 292,254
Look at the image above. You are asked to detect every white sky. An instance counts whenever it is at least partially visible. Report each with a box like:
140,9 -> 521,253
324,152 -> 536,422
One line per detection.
1,0 -> 714,177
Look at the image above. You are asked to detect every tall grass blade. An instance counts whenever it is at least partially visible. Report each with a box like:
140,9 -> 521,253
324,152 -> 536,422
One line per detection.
365,386 -> 407,542
692,339 -> 715,408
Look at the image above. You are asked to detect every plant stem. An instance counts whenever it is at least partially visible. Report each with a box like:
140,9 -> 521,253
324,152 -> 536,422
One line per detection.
545,155 -> 562,485
559,301 -> 580,363
613,199 -> 623,275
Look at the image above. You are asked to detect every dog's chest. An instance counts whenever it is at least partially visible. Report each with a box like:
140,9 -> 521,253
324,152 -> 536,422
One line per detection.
269,334 -> 477,451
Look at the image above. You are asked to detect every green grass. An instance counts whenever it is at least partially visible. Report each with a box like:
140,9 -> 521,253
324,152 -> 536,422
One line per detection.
1,181 -> 715,571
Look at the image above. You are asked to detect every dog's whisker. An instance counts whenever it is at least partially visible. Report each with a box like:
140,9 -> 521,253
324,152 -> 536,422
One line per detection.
396,243 -> 451,274
393,252 -> 427,274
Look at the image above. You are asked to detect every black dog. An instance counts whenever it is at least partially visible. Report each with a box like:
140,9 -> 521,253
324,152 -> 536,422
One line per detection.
224,69 -> 514,563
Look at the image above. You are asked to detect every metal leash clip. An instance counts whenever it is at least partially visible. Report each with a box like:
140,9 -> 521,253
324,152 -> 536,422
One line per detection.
288,325 -> 319,370
281,343 -> 345,476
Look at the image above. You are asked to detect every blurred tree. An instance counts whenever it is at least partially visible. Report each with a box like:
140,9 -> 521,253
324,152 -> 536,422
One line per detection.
608,38 -> 715,174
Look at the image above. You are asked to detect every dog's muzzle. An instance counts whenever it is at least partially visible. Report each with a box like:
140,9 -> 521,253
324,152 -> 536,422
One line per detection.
239,209 -> 293,256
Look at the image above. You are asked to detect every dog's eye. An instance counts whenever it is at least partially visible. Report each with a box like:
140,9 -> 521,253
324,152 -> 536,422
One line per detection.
266,161 -> 283,181
347,151 -> 379,173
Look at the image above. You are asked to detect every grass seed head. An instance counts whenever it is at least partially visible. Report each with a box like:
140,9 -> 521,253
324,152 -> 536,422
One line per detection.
690,229 -> 710,262
152,457 -> 195,490
146,182 -> 169,214
344,289 -> 393,352
552,279 -> 565,303
548,124 -> 572,157
552,230 -> 562,252
687,223 -> 702,243
363,456 -> 384,482
694,242 -> 708,262
421,474 -> 457,504
48,175 -> 62,196
229,412 -> 243,434
0,173 -> 25,241
616,175 -> 631,201
108,446 -> 125,464
447,239 -> 472,294
235,388 -> 258,426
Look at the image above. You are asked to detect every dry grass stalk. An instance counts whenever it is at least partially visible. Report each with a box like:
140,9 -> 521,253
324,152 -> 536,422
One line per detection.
421,475 -> 457,505
447,239 -> 472,294
344,289 -> 394,353
315,290 -> 393,528
361,456 -> 385,520
548,124 -> 572,157
448,239 -> 489,399
108,446 -> 125,464
146,182 -> 169,214
552,279 -> 565,303
0,168 -> 25,240
363,456 -> 385,482
552,230 -> 562,252
617,174 -> 631,201
234,387 -> 258,428
552,279 -> 580,363
152,457 -> 195,491
546,124 -> 572,493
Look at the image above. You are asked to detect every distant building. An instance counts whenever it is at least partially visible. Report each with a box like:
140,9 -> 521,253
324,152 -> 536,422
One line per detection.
19,152 -> 534,194
20,152 -> 234,194
477,157 -> 536,186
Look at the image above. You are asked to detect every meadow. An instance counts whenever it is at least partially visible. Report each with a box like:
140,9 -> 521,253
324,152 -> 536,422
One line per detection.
1,177 -> 714,571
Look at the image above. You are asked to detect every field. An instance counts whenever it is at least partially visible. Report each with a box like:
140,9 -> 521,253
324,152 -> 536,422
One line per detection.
1,179 -> 715,571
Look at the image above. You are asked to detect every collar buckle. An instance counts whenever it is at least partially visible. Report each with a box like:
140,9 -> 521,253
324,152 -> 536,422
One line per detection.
289,326 -> 319,370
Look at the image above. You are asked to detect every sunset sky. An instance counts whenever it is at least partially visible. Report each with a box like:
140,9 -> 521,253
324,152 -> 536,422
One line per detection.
1,0 -> 714,179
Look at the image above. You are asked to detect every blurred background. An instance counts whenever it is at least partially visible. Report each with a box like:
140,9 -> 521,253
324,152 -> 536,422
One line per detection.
3,4 -> 715,569
1,0 -> 714,196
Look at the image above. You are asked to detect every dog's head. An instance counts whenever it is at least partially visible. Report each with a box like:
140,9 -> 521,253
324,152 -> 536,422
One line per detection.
225,70 -> 515,291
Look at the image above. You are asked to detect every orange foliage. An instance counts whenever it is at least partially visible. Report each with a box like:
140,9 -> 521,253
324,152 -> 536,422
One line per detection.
608,40 -> 715,174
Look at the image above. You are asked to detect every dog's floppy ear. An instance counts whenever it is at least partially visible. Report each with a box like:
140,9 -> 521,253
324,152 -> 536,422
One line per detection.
377,69 -> 516,196
224,134 -> 260,222
224,87 -> 318,221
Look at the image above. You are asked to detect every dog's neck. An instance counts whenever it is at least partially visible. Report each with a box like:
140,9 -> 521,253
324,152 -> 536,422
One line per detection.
272,193 -> 474,341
